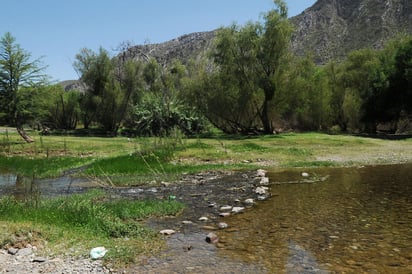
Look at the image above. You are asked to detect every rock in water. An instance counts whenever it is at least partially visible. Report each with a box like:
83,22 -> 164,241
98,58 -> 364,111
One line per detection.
205,232 -> 219,244
218,222 -> 228,229
256,169 -> 267,177
160,229 -> 176,235
232,207 -> 245,214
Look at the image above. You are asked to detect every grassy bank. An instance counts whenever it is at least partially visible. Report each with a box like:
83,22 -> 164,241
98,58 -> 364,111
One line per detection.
0,190 -> 184,264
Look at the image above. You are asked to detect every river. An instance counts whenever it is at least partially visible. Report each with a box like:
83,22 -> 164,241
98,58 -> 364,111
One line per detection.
217,163 -> 412,273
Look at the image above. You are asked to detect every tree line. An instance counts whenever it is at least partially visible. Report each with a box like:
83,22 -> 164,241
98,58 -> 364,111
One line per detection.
1,0 -> 411,141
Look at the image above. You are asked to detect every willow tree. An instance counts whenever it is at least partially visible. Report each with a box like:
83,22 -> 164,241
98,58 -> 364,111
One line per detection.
210,0 -> 293,134
0,32 -> 47,142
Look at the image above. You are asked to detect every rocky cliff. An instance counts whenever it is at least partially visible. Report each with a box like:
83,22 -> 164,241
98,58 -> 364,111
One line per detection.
290,0 -> 412,63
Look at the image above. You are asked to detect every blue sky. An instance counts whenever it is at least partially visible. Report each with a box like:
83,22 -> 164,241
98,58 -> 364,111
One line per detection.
1,0 -> 316,81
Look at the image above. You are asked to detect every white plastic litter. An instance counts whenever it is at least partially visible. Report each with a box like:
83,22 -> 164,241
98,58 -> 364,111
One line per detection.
90,247 -> 107,259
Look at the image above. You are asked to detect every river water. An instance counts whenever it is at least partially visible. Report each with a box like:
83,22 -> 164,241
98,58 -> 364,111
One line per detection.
217,164 -> 412,273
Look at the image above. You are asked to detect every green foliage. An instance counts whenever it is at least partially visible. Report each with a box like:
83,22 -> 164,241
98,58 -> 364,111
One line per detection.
190,0 -> 293,134
0,32 -> 47,131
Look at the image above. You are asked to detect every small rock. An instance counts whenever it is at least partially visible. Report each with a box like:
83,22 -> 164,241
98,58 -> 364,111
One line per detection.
256,169 -> 267,177
161,181 -> 171,187
219,205 -> 233,211
199,216 -> 209,222
32,257 -> 47,263
205,232 -> 219,244
208,202 -> 217,208
301,172 -> 310,177
257,195 -> 267,201
202,225 -> 218,230
148,187 -> 158,193
232,206 -> 245,214
160,229 -> 176,235
8,248 -> 18,255
17,247 -> 33,257
219,212 -> 231,217
260,177 -> 270,185
255,186 -> 269,195
218,222 -> 228,229
182,220 -> 193,225
244,198 -> 255,205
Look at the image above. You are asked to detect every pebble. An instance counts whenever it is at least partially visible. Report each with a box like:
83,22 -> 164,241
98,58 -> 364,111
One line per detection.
219,205 -> 233,211
244,198 -> 255,205
255,186 -> 269,195
182,220 -> 193,225
232,206 -> 245,213
160,229 -> 176,235
260,177 -> 270,185
218,222 -> 228,229
256,169 -> 267,177
219,212 -> 231,217
302,172 -> 310,177
205,232 -> 219,244
198,216 -> 209,222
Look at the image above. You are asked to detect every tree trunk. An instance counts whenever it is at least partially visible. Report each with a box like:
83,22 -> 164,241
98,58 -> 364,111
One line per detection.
261,97 -> 273,134
16,126 -> 34,143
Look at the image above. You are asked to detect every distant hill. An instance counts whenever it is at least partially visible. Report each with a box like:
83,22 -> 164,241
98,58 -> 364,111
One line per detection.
61,0 -> 412,87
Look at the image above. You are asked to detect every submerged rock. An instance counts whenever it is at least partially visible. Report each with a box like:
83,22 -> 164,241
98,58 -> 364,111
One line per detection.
218,222 -> 228,229
205,232 -> 219,244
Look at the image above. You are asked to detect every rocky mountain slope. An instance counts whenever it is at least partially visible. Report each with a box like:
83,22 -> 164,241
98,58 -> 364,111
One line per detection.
121,31 -> 216,67
290,0 -> 412,63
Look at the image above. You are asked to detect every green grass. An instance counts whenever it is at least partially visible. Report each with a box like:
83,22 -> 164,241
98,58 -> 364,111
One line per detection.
1,129 -> 412,180
0,190 -> 184,263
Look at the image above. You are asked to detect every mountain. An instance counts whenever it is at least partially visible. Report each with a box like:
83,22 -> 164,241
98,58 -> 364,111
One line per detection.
290,0 -> 412,63
121,31 -> 216,67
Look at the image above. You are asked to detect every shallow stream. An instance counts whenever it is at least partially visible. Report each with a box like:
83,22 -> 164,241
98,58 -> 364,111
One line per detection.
217,164 -> 412,273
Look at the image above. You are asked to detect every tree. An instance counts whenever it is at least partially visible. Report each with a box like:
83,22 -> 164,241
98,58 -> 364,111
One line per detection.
74,47 -> 143,135
0,32 -> 47,142
389,36 -> 412,117
208,0 -> 293,134
338,49 -> 385,132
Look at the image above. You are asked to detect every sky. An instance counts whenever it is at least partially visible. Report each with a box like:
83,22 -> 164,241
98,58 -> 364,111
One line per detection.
0,0 -> 316,81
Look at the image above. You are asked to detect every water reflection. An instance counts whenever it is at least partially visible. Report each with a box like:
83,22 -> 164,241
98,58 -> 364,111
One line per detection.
0,173 -> 95,199
218,164 -> 412,273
